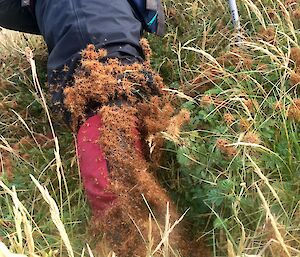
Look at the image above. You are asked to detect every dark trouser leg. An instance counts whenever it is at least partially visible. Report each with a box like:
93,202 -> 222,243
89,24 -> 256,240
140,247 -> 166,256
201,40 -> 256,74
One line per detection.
0,0 -> 39,34
35,0 -> 143,109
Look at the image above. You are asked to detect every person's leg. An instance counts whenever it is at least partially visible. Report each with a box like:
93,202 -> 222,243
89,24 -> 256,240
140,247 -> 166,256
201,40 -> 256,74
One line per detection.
33,1 -> 199,254
0,0 -> 39,34
34,0 -> 145,213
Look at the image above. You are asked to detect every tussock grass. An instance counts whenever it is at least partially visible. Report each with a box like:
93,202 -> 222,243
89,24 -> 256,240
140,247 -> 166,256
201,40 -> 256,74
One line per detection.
1,0 -> 300,256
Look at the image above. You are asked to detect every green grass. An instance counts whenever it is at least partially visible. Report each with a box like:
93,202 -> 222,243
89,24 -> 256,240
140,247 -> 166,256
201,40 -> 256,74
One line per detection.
1,0 -> 300,256
0,32 -> 90,256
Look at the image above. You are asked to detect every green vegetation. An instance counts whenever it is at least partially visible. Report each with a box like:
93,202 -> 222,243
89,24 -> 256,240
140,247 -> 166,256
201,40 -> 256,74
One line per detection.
1,0 -> 300,256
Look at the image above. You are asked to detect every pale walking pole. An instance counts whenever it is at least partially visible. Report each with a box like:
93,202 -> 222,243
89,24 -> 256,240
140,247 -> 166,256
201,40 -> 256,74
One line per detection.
228,0 -> 242,43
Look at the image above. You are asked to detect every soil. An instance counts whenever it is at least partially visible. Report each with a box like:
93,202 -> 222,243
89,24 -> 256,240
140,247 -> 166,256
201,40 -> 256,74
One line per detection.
64,40 -> 211,257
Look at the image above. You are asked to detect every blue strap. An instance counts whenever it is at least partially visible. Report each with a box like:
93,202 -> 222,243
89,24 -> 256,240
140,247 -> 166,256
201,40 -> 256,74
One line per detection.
147,12 -> 158,26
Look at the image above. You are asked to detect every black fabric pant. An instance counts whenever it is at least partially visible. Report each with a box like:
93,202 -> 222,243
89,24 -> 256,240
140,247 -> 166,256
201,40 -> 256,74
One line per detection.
1,0 -> 143,110
0,0 -> 39,34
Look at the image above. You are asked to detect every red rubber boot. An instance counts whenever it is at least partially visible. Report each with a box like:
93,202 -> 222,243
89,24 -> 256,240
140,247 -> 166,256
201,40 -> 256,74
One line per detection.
77,115 -> 116,215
